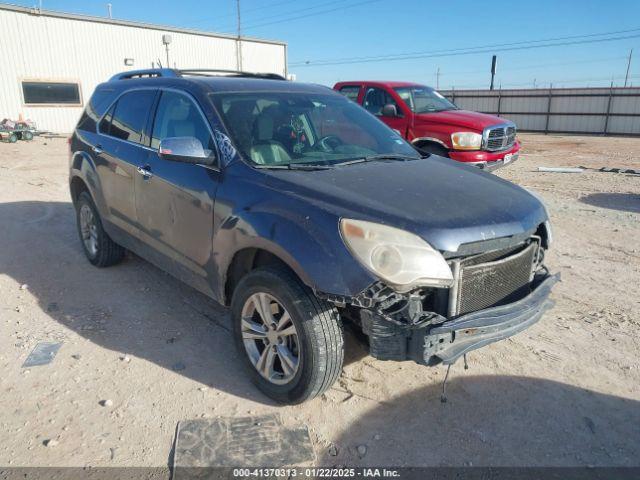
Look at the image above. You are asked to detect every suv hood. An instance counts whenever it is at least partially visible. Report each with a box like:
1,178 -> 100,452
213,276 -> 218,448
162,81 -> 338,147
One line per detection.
262,157 -> 546,255
415,109 -> 505,130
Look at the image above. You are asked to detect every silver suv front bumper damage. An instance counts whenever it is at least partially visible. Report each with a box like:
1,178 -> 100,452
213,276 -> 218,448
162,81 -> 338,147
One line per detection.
419,273 -> 559,365
356,272 -> 559,366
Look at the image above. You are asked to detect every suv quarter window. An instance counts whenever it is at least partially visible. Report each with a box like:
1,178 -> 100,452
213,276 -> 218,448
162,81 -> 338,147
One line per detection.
363,86 -> 398,116
100,90 -> 156,144
98,103 -> 115,135
338,85 -> 360,102
150,90 -> 216,159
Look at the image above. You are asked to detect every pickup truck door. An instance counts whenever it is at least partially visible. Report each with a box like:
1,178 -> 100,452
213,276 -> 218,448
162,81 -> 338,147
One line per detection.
134,89 -> 220,297
94,90 -> 157,237
362,86 -> 410,138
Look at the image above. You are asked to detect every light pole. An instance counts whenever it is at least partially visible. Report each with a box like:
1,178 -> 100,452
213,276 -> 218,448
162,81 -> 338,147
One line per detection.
162,34 -> 172,69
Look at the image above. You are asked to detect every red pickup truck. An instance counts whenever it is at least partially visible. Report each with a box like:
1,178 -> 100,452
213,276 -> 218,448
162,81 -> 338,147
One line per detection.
334,81 -> 520,171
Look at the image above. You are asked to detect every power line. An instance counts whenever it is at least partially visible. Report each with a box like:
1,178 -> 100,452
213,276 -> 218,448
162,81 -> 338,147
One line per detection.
239,0 -> 382,31
188,0 -> 300,25
437,56 -> 627,78
290,27 -> 640,67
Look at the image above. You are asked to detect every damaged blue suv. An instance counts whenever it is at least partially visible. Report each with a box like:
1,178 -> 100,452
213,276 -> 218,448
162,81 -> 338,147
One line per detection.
69,69 -> 558,404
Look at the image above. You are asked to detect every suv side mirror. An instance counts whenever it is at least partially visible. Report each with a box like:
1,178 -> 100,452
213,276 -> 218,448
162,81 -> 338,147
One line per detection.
158,137 -> 215,166
381,103 -> 399,117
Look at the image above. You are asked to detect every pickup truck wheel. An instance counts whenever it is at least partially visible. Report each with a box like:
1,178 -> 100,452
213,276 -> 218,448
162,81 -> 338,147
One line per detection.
75,191 -> 125,267
416,143 -> 449,158
231,267 -> 344,404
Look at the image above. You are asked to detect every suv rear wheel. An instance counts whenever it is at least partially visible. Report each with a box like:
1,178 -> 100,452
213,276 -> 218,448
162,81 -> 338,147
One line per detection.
231,267 -> 344,404
75,191 -> 125,267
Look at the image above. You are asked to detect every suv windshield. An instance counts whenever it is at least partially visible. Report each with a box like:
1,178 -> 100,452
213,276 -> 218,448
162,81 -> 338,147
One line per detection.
394,86 -> 457,114
210,92 -> 419,167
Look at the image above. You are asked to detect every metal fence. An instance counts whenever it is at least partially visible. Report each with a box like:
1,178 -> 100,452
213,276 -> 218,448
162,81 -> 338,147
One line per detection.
440,87 -> 640,136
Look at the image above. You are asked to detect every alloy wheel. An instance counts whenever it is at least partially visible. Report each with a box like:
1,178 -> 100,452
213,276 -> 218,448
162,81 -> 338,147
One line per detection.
79,203 -> 98,257
241,292 -> 300,385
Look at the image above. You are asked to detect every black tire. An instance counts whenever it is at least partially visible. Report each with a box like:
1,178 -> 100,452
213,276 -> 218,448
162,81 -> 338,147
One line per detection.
22,131 -> 33,141
9,133 -> 18,143
231,267 -> 344,404
416,142 -> 449,158
75,191 -> 125,267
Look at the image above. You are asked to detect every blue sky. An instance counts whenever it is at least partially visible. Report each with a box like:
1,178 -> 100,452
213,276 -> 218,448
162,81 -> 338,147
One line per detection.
6,0 -> 640,88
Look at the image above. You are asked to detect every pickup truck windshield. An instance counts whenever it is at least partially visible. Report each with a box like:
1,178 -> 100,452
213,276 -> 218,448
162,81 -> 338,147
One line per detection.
210,92 -> 419,167
394,86 -> 457,114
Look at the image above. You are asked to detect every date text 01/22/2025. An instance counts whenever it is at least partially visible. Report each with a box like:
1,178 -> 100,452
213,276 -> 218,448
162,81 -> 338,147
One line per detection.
232,468 -> 401,478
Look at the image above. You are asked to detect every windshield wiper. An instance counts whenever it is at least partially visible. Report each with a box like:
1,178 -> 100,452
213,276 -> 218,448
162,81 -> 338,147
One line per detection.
254,163 -> 333,171
364,154 -> 423,162
333,153 -> 424,167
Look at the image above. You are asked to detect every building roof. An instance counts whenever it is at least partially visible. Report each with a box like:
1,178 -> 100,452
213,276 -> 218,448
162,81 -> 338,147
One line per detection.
0,2 -> 286,46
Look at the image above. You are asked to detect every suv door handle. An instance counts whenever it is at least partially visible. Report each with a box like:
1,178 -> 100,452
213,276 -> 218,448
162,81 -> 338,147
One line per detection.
92,145 -> 103,154
137,165 -> 153,178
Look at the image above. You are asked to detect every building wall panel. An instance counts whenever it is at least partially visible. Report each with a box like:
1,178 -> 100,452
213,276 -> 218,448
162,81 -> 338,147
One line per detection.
0,6 -> 286,133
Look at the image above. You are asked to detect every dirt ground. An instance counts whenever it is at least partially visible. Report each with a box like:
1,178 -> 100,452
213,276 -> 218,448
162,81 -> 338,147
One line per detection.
0,133 -> 639,470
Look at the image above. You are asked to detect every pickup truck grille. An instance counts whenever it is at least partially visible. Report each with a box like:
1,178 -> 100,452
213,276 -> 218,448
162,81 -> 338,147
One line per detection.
449,241 -> 537,317
485,124 -> 516,151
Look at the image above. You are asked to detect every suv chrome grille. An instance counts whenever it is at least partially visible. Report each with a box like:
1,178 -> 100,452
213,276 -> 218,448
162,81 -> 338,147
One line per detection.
449,241 -> 538,317
485,124 -> 516,151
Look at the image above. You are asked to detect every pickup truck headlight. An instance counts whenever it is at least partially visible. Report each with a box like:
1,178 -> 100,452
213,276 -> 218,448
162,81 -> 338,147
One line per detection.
451,132 -> 482,150
340,219 -> 453,289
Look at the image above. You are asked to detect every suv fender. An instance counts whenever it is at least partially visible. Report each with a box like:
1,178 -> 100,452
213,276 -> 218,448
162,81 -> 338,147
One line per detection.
214,208 -> 375,305
69,150 -> 108,217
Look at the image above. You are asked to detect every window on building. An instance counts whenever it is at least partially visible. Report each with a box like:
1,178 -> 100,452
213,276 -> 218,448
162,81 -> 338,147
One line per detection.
108,90 -> 156,144
151,91 -> 214,155
22,81 -> 81,105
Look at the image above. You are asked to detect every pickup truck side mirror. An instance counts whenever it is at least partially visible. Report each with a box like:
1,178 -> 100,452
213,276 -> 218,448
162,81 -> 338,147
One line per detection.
158,137 -> 216,166
381,103 -> 399,117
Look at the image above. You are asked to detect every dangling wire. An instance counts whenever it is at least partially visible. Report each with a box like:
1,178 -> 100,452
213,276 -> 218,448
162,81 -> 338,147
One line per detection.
440,364 -> 452,403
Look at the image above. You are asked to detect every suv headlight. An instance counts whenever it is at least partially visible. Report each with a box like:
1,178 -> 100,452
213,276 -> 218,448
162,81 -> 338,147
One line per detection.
451,132 -> 482,150
340,219 -> 453,289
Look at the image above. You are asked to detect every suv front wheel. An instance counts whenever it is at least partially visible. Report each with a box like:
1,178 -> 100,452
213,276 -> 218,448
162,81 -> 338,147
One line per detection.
231,267 -> 344,404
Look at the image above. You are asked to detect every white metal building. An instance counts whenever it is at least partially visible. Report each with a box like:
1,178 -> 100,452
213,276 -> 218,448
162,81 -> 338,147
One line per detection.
0,4 -> 287,133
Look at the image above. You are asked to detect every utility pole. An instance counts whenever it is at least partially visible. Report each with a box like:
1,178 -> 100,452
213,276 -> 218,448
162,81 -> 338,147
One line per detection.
436,67 -> 440,89
624,48 -> 633,87
490,55 -> 497,90
236,0 -> 243,71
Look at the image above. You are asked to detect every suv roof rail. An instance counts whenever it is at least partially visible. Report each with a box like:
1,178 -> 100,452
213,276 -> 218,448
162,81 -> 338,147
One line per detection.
108,68 -> 286,83
109,69 -> 180,81
178,69 -> 286,80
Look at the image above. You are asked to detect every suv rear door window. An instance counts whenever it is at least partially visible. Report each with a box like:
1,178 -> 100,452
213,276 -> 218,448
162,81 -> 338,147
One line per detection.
107,90 -> 156,144
150,91 -> 215,155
